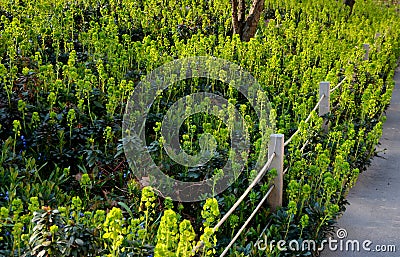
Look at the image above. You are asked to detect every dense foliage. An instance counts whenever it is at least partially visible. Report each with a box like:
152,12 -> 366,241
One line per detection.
0,0 -> 399,256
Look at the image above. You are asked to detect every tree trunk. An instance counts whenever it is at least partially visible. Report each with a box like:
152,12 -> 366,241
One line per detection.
231,0 -> 241,35
343,0 -> 355,15
231,0 -> 265,42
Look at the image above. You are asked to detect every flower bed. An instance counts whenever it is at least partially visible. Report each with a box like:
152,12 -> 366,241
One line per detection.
0,0 -> 399,256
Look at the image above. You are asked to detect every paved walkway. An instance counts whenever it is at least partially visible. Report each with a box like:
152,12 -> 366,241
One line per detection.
320,64 -> 400,257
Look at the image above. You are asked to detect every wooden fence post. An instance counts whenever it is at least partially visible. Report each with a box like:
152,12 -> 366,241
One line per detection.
267,134 -> 284,211
363,43 -> 370,61
375,34 -> 381,52
319,81 -> 330,132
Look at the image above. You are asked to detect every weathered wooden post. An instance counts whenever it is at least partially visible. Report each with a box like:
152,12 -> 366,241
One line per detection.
363,43 -> 370,61
375,33 -> 381,52
267,134 -> 284,211
319,81 -> 330,133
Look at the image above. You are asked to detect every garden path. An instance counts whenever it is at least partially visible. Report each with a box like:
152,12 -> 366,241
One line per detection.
320,64 -> 400,256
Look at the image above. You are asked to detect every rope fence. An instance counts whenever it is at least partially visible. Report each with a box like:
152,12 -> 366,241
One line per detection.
214,151 -> 276,232
192,150 -> 278,253
330,76 -> 347,93
216,77 -> 348,255
216,77 -> 349,256
284,75 -> 348,147
196,44 -> 370,256
283,94 -> 325,147
219,185 -> 275,257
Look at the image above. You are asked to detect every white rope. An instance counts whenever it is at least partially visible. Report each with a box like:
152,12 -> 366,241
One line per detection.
300,139 -> 310,152
192,152 -> 277,254
284,94 -> 325,147
214,152 -> 276,231
257,220 -> 272,241
219,185 -> 275,257
283,166 -> 289,175
330,76 -> 347,93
